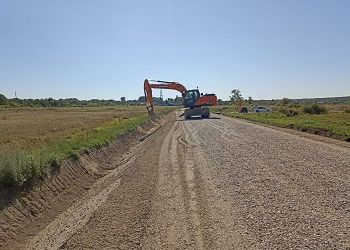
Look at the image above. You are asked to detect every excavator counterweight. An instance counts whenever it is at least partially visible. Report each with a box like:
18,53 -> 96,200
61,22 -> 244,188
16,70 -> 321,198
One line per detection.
144,79 -> 218,119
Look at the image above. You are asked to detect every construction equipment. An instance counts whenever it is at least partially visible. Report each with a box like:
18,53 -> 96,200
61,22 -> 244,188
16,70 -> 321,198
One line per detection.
144,79 -> 218,119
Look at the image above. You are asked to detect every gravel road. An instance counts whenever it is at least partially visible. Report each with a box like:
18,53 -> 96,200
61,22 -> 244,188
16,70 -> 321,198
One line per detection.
3,111 -> 350,249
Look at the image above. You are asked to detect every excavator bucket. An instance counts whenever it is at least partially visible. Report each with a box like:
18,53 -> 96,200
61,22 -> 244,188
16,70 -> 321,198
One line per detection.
148,110 -> 160,122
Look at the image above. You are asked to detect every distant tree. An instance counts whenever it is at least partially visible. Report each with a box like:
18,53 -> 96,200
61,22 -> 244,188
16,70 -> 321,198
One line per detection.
248,96 -> 253,105
152,97 -> 164,105
138,96 -> 146,103
0,94 -> 8,105
282,97 -> 290,105
47,97 -> 59,107
174,95 -> 183,106
230,89 -> 244,111
120,97 -> 126,103
230,89 -> 242,102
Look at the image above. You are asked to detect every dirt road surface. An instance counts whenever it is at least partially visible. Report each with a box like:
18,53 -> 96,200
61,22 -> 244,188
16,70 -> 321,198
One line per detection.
1,111 -> 349,249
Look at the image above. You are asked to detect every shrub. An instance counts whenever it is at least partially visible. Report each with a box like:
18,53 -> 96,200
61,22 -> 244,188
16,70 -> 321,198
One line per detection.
0,150 -> 43,187
288,103 -> 301,108
0,94 -> 8,106
345,109 -> 350,113
9,101 -> 21,107
281,108 -> 299,117
303,104 -> 327,115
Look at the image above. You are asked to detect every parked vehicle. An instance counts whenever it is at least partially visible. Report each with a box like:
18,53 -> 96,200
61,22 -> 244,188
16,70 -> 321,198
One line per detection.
253,106 -> 271,113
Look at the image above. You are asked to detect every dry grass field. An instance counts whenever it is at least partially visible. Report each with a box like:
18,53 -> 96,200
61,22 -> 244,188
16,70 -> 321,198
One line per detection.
324,104 -> 350,112
0,106 -> 148,151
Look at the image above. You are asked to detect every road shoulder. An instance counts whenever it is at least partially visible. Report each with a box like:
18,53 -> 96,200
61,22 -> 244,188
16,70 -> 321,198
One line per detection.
217,114 -> 350,149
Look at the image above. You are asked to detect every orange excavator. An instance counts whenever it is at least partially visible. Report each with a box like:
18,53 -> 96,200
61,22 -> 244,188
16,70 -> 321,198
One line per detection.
144,79 -> 218,119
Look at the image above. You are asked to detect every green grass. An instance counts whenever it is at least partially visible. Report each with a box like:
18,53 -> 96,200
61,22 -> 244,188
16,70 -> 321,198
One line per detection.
212,106 -> 350,141
0,107 -> 175,188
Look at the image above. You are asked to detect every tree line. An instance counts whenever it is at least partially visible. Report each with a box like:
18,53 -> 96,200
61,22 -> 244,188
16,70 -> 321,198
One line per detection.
0,93 -> 183,107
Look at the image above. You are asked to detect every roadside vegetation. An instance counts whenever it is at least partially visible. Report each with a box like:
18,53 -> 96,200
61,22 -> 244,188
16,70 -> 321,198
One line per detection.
0,106 -> 175,189
213,103 -> 350,142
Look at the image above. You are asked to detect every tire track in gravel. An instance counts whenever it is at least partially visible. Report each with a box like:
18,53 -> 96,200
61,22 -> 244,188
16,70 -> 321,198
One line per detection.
180,121 -> 205,250
142,120 -> 192,248
182,119 -> 257,249
142,113 -> 211,249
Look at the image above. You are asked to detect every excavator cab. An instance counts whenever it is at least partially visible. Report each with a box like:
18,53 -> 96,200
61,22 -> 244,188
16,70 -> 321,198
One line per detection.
184,89 -> 200,108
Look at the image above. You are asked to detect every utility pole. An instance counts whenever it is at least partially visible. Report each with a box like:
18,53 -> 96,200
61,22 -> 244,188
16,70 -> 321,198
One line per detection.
160,89 -> 163,101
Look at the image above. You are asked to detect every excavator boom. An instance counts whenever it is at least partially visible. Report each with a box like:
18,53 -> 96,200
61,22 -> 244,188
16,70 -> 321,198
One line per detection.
144,79 -> 187,112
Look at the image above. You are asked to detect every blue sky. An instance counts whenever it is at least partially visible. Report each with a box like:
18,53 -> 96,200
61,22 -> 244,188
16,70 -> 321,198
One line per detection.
0,0 -> 349,100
